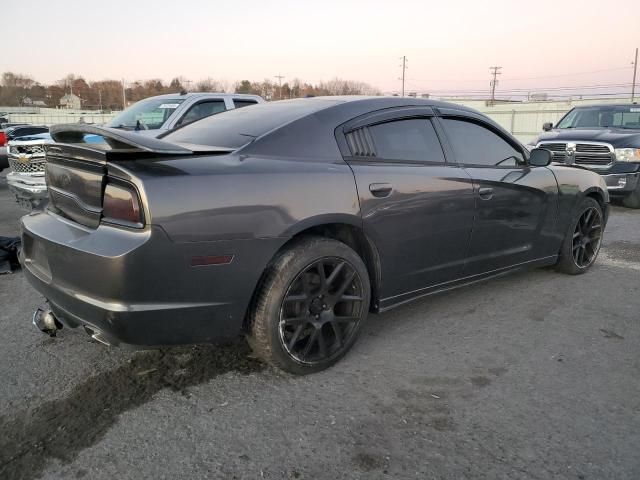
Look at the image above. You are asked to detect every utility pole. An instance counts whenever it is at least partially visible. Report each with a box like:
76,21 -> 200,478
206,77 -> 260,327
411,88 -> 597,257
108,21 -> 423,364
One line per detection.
98,89 -> 103,112
122,78 -> 126,110
399,56 -> 407,97
275,75 -> 285,100
632,47 -> 638,103
489,66 -> 502,106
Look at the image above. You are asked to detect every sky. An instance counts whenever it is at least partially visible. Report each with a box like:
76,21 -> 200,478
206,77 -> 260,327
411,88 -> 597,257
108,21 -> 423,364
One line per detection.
4,0 -> 639,97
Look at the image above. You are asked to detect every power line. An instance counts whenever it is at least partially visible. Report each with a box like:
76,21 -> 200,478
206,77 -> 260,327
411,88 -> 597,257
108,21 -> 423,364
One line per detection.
404,82 -> 636,94
408,66 -> 632,85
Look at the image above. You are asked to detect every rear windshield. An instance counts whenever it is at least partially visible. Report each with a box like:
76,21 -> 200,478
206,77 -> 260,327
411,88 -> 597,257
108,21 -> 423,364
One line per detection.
107,98 -> 185,130
162,98 -> 343,149
557,106 -> 640,129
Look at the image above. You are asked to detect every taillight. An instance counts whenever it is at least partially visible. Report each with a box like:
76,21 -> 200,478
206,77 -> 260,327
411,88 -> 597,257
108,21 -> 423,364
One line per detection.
102,181 -> 144,227
0,132 -> 6,146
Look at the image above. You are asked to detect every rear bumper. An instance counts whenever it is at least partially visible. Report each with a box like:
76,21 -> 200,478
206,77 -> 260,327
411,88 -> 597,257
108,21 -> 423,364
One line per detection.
21,211 -> 284,347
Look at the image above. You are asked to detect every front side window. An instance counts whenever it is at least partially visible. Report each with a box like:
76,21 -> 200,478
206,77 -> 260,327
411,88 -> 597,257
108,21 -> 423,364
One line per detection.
177,100 -> 226,126
441,118 -> 524,167
367,118 -> 445,162
107,98 -> 185,130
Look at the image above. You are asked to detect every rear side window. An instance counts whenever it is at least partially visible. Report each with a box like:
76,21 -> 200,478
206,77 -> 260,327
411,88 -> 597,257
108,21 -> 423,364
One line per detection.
233,99 -> 258,109
177,100 -> 226,126
366,119 -> 445,162
441,118 -> 524,167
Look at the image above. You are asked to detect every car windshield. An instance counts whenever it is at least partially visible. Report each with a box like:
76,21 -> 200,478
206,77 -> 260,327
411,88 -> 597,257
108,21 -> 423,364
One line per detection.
107,98 -> 185,130
556,106 -> 640,130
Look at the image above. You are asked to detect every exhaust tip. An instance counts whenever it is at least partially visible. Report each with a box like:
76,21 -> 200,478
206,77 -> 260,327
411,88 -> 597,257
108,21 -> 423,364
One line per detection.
33,305 -> 63,337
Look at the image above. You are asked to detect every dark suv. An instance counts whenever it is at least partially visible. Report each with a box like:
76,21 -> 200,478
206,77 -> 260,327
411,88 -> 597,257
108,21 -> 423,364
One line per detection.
531,104 -> 640,208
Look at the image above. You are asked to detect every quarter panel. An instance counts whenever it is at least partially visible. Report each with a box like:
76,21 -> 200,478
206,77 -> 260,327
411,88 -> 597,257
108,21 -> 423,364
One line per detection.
114,154 -> 361,242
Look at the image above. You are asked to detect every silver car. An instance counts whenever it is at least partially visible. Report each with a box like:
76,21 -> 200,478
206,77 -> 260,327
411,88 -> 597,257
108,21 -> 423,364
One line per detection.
6,92 -> 264,207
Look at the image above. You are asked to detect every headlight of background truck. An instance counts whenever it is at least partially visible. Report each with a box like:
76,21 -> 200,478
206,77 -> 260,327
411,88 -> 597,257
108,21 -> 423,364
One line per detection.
615,148 -> 640,162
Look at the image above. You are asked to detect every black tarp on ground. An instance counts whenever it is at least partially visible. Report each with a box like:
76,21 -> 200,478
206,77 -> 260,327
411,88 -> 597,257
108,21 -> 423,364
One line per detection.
0,236 -> 21,274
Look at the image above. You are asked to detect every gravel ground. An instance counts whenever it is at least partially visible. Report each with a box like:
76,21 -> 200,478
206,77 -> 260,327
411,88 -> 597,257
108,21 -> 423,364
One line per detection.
1,171 -> 639,480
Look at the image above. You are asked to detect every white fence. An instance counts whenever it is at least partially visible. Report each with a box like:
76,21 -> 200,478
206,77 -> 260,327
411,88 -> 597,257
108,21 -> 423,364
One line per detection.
477,108 -> 569,144
5,112 -> 117,126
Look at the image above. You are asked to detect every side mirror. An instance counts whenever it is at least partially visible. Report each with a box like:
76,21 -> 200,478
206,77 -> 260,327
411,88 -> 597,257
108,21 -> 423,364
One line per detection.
542,122 -> 553,131
528,148 -> 552,167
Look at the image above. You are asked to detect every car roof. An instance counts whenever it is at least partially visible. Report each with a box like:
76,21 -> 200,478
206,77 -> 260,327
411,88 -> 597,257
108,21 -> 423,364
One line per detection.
162,96 -> 490,151
140,92 -> 263,100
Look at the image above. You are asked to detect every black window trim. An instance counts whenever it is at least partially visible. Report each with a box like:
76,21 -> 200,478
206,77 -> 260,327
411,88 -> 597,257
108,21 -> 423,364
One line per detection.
175,98 -> 227,127
433,112 -> 528,169
232,99 -> 258,108
336,106 -> 451,166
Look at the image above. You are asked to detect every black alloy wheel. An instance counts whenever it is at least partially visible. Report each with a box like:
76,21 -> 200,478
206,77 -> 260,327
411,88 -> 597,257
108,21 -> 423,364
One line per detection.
556,196 -> 604,275
279,257 -> 364,365
247,236 -> 371,374
571,206 -> 603,269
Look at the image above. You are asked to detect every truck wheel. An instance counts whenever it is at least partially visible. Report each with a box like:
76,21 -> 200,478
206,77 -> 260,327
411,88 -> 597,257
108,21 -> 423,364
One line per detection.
556,197 -> 604,275
622,183 -> 640,209
247,237 -> 370,375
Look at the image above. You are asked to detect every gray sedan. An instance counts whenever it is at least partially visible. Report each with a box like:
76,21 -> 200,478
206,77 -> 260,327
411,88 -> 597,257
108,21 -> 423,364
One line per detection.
22,97 -> 608,374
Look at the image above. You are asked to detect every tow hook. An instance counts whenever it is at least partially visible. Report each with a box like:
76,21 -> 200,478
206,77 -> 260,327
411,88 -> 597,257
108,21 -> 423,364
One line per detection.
33,305 -> 63,337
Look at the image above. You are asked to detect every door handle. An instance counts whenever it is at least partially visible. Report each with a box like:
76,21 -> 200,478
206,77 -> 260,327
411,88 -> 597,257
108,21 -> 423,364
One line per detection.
369,183 -> 393,198
478,187 -> 494,200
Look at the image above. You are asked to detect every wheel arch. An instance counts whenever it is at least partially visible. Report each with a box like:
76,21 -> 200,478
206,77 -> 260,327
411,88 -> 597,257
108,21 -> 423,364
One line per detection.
583,186 -> 609,223
243,220 -> 382,331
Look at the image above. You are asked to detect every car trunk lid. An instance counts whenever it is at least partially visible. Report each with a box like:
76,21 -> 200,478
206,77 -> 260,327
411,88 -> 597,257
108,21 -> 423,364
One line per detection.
45,125 -> 233,229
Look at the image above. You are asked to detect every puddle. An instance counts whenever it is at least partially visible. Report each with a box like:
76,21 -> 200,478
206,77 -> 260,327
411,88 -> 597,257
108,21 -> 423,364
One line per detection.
0,342 -> 263,480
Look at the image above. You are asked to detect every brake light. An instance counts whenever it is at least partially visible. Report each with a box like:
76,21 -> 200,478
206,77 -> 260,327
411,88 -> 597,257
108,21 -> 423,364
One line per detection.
102,181 -> 143,227
0,132 -> 6,146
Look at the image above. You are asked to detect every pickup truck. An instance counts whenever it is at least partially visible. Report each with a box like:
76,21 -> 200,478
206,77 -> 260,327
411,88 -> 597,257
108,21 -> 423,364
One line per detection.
531,103 -> 640,208
5,92 -> 264,209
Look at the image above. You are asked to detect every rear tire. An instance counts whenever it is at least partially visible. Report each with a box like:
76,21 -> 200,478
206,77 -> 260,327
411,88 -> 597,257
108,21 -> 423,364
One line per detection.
621,182 -> 640,209
555,197 -> 604,275
247,237 -> 371,375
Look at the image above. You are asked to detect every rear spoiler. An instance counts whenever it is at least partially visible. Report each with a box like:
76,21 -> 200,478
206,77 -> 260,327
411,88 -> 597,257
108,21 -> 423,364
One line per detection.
48,124 -> 234,156
50,124 -> 192,154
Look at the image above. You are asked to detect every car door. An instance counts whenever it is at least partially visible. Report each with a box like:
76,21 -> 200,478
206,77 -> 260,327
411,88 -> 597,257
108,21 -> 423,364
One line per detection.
436,112 -> 558,275
338,108 -> 476,307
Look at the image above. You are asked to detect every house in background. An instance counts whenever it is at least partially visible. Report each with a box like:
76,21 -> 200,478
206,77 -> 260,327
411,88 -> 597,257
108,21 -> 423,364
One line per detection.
59,93 -> 81,109
21,97 -> 47,107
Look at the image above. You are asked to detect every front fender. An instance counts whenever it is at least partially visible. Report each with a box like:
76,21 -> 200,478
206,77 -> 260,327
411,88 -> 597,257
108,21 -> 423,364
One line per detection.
548,165 -> 609,234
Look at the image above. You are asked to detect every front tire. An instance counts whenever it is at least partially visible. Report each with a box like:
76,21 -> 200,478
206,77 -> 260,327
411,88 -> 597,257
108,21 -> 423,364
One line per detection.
555,197 -> 604,275
247,237 -> 371,375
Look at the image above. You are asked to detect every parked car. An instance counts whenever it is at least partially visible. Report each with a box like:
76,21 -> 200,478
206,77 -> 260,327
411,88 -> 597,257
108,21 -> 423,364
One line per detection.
1,125 -> 49,174
5,92 -> 264,206
531,104 -> 640,208
105,92 -> 264,135
24,97 -> 608,374
6,133 -> 53,209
